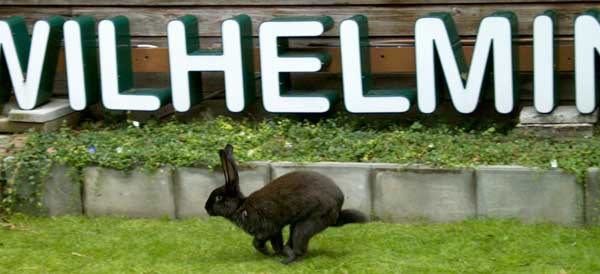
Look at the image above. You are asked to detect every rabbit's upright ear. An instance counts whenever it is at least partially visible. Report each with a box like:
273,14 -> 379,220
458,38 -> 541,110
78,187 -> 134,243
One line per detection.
219,149 -> 230,184
221,144 -> 239,192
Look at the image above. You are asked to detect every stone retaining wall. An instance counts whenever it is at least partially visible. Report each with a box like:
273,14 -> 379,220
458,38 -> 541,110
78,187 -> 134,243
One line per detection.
26,162 -> 600,226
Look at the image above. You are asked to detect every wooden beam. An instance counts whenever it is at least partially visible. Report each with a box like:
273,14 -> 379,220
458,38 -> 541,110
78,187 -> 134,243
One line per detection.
0,0 -> 589,6
55,45 -> 575,73
0,3 -> 595,37
0,0 -> 597,6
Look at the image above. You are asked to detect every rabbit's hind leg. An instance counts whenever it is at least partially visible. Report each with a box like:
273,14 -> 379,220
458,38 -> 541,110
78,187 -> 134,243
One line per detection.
280,218 -> 329,264
286,224 -> 295,249
270,231 -> 285,255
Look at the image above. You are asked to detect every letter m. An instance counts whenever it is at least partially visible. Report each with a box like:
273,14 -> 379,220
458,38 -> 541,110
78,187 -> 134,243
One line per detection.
415,12 -> 517,114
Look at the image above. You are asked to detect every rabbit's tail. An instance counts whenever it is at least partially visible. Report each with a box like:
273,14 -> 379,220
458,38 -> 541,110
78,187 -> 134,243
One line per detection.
333,209 -> 369,227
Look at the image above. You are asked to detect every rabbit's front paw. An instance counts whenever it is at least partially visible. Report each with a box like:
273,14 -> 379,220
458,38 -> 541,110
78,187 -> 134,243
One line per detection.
280,246 -> 302,264
253,238 -> 271,256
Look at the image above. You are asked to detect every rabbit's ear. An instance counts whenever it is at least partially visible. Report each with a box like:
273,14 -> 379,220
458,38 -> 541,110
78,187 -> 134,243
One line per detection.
223,144 -> 239,192
219,149 -> 230,184
224,144 -> 234,156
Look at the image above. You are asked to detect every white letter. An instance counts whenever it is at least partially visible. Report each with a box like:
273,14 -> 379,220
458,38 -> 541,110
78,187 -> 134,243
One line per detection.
0,16 -> 64,110
64,16 -> 101,111
168,15 -> 255,112
533,11 -> 557,114
575,10 -> 600,114
340,15 -> 413,113
415,12 -> 516,114
259,17 -> 338,113
99,16 -> 171,111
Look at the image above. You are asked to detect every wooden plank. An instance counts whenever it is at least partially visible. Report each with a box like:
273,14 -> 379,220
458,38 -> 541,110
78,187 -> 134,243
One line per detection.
0,3 -> 594,37
0,0 -> 591,6
127,36 -> 568,48
0,0 -> 590,6
54,45 -> 575,73
0,7 -> 71,29
127,37 -> 349,48
73,4 -> 598,37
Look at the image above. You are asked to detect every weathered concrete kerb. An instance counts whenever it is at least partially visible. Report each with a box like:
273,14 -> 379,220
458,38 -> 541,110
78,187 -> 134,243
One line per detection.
373,167 -> 476,223
5,163 -> 82,216
586,168 -> 600,226
16,162 -> 599,226
44,165 -> 82,216
83,167 -> 176,219
476,166 -> 583,225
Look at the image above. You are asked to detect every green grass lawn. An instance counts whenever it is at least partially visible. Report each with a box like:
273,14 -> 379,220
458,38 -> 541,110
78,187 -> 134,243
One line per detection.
0,215 -> 599,274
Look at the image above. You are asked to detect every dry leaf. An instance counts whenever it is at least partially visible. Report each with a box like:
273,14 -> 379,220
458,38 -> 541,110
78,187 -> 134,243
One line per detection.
71,252 -> 90,258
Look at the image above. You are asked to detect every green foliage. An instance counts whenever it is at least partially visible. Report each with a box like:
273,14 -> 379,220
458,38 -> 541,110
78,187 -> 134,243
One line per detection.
1,215 -> 599,273
2,113 -> 600,213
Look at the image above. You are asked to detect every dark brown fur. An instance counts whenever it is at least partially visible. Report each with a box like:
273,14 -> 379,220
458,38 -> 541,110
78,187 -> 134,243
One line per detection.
205,144 -> 369,264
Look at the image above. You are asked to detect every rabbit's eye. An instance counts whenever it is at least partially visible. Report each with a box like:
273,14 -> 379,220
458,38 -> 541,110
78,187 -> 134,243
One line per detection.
215,195 -> 223,201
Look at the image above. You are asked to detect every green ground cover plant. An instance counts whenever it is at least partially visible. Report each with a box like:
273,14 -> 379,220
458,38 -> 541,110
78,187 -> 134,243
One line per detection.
0,215 -> 599,274
1,113 -> 600,212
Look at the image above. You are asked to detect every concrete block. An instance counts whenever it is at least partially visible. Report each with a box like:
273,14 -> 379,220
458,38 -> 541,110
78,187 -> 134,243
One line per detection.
0,116 -> 9,132
0,112 -> 80,133
271,162 -> 374,216
514,123 -> 594,138
586,168 -> 600,226
373,167 -> 476,223
519,106 -> 598,124
173,162 -> 270,218
83,167 -> 175,218
476,166 -> 584,225
4,163 -> 81,216
43,165 -> 83,216
8,98 -> 75,123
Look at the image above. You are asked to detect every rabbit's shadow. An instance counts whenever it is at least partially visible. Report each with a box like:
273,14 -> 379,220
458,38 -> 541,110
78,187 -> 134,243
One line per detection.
210,247 -> 348,264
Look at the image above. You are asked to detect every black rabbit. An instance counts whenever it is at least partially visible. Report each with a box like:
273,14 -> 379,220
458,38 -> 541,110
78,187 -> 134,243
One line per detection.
205,144 -> 369,264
